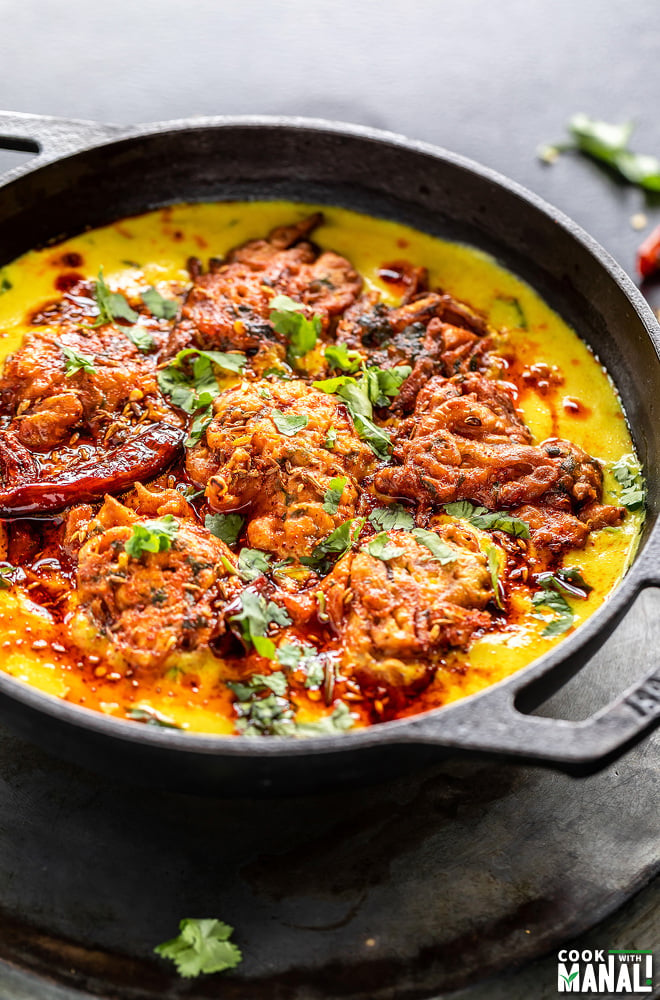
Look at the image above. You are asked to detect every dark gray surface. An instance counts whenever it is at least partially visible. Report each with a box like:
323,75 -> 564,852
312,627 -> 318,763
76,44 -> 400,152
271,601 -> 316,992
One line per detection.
0,1 -> 659,997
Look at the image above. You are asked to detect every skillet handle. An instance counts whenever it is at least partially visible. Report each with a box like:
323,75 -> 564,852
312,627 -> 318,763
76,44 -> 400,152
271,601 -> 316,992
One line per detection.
398,598 -> 660,776
0,111 -> 123,166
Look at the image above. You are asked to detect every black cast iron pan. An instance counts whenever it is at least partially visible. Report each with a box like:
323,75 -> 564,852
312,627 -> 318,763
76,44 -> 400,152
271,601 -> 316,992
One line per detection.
0,110 -> 659,796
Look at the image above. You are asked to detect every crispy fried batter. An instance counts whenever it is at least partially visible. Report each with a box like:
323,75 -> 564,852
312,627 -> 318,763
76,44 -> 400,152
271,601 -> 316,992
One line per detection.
0,323 -> 177,453
186,378 -> 375,559
175,214 -> 362,353
72,494 -> 241,669
320,526 -> 492,691
375,373 -> 608,511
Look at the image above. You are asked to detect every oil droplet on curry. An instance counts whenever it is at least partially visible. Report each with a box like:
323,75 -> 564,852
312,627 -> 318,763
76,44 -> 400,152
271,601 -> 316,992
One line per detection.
0,203 -> 644,736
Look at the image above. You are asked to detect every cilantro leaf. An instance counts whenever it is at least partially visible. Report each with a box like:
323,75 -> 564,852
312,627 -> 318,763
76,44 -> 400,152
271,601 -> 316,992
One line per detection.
127,706 -> 182,729
365,532 -> 405,562
228,670 -> 296,735
141,286 -> 178,320
205,513 -> 243,546
93,268 -> 139,325
169,347 -> 247,376
325,343 -> 362,372
158,349 -> 247,446
313,365 -> 410,458
269,294 -> 321,360
411,527 -> 458,564
276,641 -> 326,688
252,636 -> 276,659
444,500 -> 530,538
124,515 -> 179,559
271,410 -> 309,436
611,455 -> 645,510
154,918 -> 242,978
295,701 -> 355,736
60,343 -> 97,377
237,547 -> 272,582
322,476 -> 347,514
185,401 -> 214,447
124,325 -> 155,352
485,544 -> 503,609
324,426 -> 338,450
235,693 -> 296,735
531,574 -> 578,636
369,504 -> 414,532
229,590 -> 291,645
302,517 -> 365,571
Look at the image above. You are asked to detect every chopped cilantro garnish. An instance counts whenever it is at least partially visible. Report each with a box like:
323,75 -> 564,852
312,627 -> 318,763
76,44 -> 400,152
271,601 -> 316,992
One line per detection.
271,410 -> 309,436
141,286 -> 178,320
295,701 -> 355,736
236,547 -> 272,582
93,267 -> 139,326
323,426 -> 338,450
485,544 -> 503,609
444,500 -> 530,538
124,515 -> 179,559
124,325 -> 155,352
158,348 -> 247,447
369,504 -> 414,531
127,706 -> 183,729
411,527 -> 458,564
364,532 -> 405,562
322,476 -> 347,514
302,517 -> 365,572
531,569 -> 590,636
325,343 -> 362,372
205,513 -> 243,546
611,455 -> 645,510
229,590 -> 291,647
269,294 -> 321,361
154,918 -> 242,978
313,365 -> 410,459
60,343 -> 97,377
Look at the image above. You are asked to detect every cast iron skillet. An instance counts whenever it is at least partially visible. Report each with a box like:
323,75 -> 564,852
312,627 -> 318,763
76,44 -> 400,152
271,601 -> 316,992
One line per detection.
0,111 -> 659,796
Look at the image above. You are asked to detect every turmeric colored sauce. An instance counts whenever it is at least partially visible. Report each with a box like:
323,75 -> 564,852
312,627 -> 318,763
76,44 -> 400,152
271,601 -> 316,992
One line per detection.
0,202 -> 644,736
